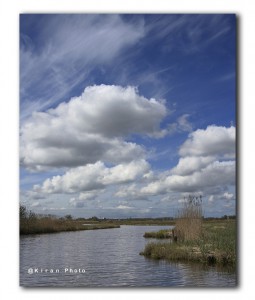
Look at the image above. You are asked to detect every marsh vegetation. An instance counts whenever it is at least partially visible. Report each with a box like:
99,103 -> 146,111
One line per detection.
140,202 -> 236,267
141,219 -> 236,266
143,229 -> 172,239
19,205 -> 174,235
19,205 -> 119,235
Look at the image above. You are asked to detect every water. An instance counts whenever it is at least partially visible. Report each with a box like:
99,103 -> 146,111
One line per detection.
20,225 -> 236,287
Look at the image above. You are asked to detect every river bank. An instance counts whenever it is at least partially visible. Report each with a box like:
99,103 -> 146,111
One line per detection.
20,218 -> 120,235
19,204 -> 175,235
140,219 -> 236,267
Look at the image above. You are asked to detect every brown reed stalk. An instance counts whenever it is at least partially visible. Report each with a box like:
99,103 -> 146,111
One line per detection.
175,202 -> 202,241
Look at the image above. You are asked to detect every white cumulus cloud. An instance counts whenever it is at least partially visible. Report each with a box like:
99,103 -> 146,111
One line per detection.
170,156 -> 216,176
141,160 -> 235,195
140,125 -> 236,195
179,125 -> 235,158
33,159 -> 150,195
20,85 -> 167,171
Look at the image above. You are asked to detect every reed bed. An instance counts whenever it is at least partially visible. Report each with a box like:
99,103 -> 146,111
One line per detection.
20,217 -> 120,235
175,203 -> 202,241
19,206 -> 120,235
141,202 -> 236,266
140,219 -> 236,266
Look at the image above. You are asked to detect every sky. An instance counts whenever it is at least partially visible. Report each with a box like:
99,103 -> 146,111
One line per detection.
20,14 -> 236,218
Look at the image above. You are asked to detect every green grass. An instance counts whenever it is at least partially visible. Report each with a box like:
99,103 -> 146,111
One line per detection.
140,220 -> 236,266
143,229 -> 172,239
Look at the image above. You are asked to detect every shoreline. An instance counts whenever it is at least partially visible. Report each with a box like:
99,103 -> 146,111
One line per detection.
140,219 -> 236,267
20,220 -> 173,236
20,223 -> 120,235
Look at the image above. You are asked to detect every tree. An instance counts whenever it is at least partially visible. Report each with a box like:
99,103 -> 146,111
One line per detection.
20,204 -> 27,220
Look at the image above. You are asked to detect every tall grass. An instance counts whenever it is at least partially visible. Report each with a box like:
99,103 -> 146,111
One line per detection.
140,219 -> 236,266
175,202 -> 202,241
20,216 -> 120,235
19,205 -> 119,235
140,200 -> 236,267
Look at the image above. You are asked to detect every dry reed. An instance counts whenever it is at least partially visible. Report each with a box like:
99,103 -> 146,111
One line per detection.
175,202 -> 202,241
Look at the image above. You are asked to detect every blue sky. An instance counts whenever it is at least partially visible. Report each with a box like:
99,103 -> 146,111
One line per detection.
20,14 -> 236,218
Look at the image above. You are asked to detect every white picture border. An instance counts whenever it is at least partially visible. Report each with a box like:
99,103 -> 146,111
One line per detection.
0,0 -> 254,299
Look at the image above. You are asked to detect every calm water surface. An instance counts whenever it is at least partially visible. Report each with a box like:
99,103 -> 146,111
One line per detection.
20,225 -> 236,287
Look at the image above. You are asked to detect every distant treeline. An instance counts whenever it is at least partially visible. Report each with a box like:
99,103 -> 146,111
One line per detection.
204,215 -> 236,220
76,215 -> 236,222
20,204 -> 236,235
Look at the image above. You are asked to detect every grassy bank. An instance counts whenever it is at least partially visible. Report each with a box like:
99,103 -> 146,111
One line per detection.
20,205 -> 175,235
143,229 -> 172,239
19,205 -> 174,235
140,219 -> 236,266
20,217 -> 120,235
20,205 -> 120,235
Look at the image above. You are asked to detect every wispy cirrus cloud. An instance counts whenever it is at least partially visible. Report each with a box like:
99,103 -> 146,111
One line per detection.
20,14 -> 234,122
20,14 -> 236,218
20,15 -> 145,121
144,14 -> 232,53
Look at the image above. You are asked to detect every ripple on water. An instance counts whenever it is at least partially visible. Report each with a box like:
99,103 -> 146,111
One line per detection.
20,225 -> 236,287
